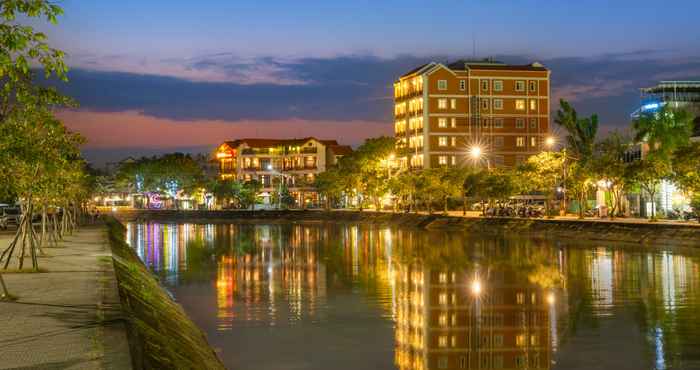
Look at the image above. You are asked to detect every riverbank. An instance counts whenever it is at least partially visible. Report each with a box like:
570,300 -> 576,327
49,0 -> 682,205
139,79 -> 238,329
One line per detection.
0,226 -> 132,369
105,218 -> 225,369
114,209 -> 700,247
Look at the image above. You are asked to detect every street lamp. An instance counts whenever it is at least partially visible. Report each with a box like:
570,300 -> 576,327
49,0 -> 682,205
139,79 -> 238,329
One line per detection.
469,145 -> 490,170
470,279 -> 482,296
545,136 -> 555,148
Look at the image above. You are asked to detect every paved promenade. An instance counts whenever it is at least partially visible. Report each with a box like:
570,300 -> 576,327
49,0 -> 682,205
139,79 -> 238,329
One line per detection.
0,226 -> 132,370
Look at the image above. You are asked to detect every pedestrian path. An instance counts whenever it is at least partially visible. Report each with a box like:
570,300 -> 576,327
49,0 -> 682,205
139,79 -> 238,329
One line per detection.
0,226 -> 132,370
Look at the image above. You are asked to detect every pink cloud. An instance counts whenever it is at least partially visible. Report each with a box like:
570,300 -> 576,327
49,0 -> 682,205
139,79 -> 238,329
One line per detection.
57,110 -> 391,149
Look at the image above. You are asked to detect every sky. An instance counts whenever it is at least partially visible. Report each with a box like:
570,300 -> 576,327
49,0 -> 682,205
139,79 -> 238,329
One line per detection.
30,0 -> 700,165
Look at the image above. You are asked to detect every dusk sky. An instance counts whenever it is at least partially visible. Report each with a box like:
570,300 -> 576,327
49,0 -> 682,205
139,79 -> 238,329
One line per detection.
34,0 -> 700,165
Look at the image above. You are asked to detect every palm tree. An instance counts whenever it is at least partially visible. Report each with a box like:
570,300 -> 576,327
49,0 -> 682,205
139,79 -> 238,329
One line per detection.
633,105 -> 694,158
554,99 -> 599,164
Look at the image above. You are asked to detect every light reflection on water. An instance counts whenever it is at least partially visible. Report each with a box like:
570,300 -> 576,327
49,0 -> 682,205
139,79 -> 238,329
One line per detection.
125,222 -> 700,370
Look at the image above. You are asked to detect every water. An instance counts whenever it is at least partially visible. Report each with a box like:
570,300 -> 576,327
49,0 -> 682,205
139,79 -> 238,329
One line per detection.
125,222 -> 700,370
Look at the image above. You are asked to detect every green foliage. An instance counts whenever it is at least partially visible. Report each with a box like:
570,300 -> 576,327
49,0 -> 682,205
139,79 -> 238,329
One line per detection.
626,154 -> 672,219
592,132 -> 630,219
633,106 -> 694,159
116,153 -> 205,196
0,0 -> 70,120
555,99 -> 598,164
670,142 -> 700,195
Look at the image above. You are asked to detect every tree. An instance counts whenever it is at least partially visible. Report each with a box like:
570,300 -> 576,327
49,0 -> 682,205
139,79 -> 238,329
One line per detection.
627,154 -> 671,220
463,170 -> 487,215
0,0 -> 70,121
518,151 -> 566,217
315,168 -> 346,210
555,99 -> 598,164
480,169 -> 519,214
116,153 -> 205,208
671,143 -> 700,223
417,168 -> 465,214
592,132 -> 630,219
633,106 -> 694,159
565,162 -> 594,219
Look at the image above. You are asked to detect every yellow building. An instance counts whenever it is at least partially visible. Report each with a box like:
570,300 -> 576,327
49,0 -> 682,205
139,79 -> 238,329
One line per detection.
395,59 -> 551,169
215,137 -> 351,207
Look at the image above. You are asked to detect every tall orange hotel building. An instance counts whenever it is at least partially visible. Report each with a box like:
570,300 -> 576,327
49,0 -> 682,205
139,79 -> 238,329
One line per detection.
394,59 -> 551,168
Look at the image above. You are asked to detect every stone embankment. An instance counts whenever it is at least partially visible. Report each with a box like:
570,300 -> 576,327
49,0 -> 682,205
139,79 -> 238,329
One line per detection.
115,209 -> 700,247
106,218 -> 225,370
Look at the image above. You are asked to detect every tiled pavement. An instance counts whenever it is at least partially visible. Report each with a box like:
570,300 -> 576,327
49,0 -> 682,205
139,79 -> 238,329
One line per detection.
0,226 -> 132,370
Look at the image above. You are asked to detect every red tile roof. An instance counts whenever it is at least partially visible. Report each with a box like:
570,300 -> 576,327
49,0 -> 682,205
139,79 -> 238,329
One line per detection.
223,137 -> 339,149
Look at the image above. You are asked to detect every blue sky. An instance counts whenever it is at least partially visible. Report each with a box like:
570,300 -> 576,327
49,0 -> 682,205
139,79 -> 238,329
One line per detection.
31,0 -> 700,163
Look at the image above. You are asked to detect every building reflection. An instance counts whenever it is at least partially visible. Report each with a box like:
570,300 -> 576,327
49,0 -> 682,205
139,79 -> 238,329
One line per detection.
123,222 -> 700,369
393,261 -> 553,370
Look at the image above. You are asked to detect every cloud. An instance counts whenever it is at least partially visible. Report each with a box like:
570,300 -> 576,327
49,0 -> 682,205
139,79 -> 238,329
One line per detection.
57,109 -> 391,150
53,52 -> 700,150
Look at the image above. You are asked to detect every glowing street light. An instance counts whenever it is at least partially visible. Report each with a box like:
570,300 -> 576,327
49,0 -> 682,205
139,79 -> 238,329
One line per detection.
545,136 -> 555,147
469,146 -> 482,159
470,279 -> 482,296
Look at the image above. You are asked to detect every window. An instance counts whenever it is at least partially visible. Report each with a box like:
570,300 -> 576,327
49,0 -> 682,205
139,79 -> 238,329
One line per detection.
459,80 -> 466,90
530,136 -> 537,147
451,336 -> 457,347
516,292 -> 525,304
481,99 -> 490,110
438,79 -> 447,90
439,293 -> 448,305
438,335 -> 448,347
493,355 -> 504,369
451,293 -> 457,304
493,334 -> 504,347
493,99 -> 503,110
516,137 -> 525,148
515,99 -> 526,110
451,313 -> 457,326
438,137 -> 448,147
450,98 -> 457,109
439,272 -> 448,283
515,80 -> 525,92
439,313 -> 448,326
530,334 -> 539,346
516,334 -> 526,347
494,136 -> 504,147
482,119 -> 490,128
450,118 -> 457,128
438,357 -> 448,369
529,119 -> 538,129
438,118 -> 447,128
530,99 -> 537,111
516,356 -> 527,368
460,356 -> 467,369
516,118 -> 525,129
493,80 -> 503,91
529,80 -> 537,92
438,99 -> 447,109
494,155 -> 505,166
451,155 -> 456,165
451,137 -> 456,147
493,118 -> 504,128
481,80 -> 489,91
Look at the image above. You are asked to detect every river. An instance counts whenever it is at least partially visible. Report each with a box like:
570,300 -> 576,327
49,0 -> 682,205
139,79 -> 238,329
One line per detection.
125,221 -> 700,370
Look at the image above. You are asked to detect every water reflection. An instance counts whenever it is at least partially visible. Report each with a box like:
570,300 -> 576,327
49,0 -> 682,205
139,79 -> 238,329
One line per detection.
126,222 -> 700,370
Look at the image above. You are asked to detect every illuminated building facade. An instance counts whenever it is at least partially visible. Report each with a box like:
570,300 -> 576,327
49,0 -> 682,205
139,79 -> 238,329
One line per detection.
394,59 -> 551,168
633,80 -> 700,140
215,137 -> 352,207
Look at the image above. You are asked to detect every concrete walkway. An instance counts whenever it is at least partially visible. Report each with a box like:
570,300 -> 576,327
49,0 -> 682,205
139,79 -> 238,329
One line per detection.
0,226 -> 132,370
